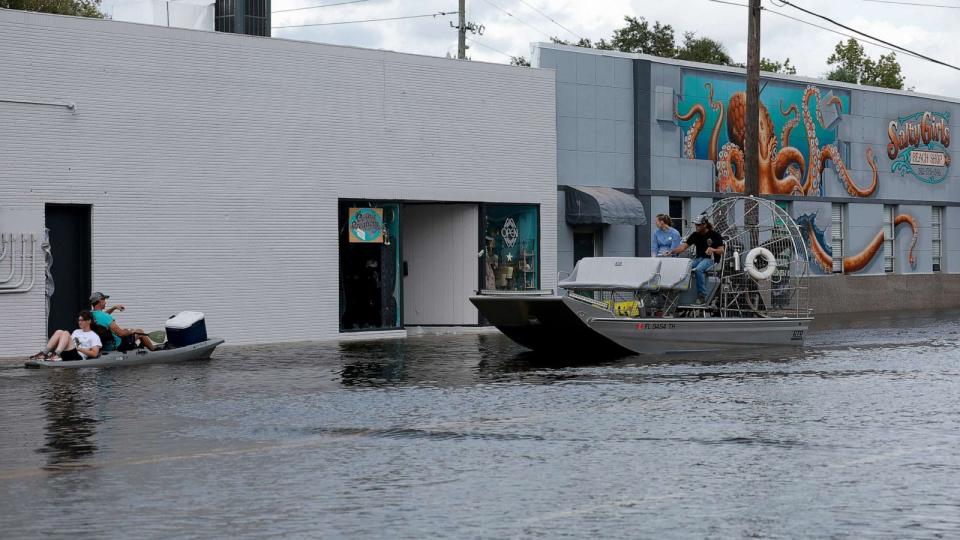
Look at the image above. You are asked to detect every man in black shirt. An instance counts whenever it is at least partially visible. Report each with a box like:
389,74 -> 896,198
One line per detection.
671,214 -> 725,303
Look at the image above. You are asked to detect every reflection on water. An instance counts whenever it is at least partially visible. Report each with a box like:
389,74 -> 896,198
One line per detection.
2,310 -> 960,538
38,375 -> 98,469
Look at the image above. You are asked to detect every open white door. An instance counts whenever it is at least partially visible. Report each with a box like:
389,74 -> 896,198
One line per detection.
402,204 -> 479,325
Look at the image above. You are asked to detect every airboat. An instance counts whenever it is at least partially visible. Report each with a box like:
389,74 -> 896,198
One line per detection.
470,197 -> 813,356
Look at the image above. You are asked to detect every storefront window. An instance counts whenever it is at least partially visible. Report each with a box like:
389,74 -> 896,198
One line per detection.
339,201 -> 401,331
481,205 -> 539,291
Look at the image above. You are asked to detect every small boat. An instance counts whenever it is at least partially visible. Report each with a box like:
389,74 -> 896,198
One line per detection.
471,197 -> 814,356
24,338 -> 225,369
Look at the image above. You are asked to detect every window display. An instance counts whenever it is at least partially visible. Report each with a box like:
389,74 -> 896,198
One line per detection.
482,205 -> 539,291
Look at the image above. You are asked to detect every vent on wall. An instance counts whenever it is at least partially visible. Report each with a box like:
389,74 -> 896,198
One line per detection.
655,86 -> 675,123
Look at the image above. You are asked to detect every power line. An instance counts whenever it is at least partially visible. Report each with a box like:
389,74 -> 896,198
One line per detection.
762,5 -> 932,64
777,0 -> 960,71
273,0 -> 372,15
466,36 -> 513,58
478,0 -> 552,39
513,0 -> 584,41
708,0 -> 960,72
272,11 -> 458,29
861,0 -> 960,7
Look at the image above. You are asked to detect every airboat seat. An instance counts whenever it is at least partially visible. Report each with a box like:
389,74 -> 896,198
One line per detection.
656,258 -> 694,291
676,276 -> 720,307
558,257 -> 661,291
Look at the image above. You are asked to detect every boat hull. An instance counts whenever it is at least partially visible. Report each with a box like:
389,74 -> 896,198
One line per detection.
471,292 -> 813,357
469,295 -> 632,356
583,315 -> 812,354
24,338 -> 225,369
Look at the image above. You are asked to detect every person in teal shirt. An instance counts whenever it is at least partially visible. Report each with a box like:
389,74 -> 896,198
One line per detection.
90,291 -> 156,351
651,214 -> 682,257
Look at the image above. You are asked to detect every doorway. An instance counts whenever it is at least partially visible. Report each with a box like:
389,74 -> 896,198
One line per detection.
573,228 -> 601,265
45,204 -> 91,336
402,204 -> 479,326
339,202 -> 401,331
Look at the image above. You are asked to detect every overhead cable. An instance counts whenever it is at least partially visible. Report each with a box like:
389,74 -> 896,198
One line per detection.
273,11 -> 458,29
466,37 -> 514,59
861,0 -> 960,7
777,0 -> 960,71
513,0 -> 585,41
478,0 -> 553,39
273,0 -> 372,15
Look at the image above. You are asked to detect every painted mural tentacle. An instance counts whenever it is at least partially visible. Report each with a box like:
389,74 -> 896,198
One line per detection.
717,142 -> 745,193
821,145 -> 879,197
773,147 -> 806,187
895,213 -> 919,267
706,83 -> 724,162
826,95 -> 843,114
760,137 -> 804,194
675,102 -> 705,160
779,100 -> 800,149
807,226 -> 833,273
843,230 -> 885,273
800,86 -> 823,195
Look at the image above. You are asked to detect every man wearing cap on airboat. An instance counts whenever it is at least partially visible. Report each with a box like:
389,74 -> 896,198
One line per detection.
670,214 -> 725,304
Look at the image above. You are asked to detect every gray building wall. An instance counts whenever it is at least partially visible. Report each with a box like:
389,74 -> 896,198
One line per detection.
0,10 -> 557,355
535,46 -> 636,275
537,42 -> 960,288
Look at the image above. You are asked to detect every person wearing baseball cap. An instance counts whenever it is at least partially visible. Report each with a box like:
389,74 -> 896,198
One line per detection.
90,291 -> 156,352
670,214 -> 725,304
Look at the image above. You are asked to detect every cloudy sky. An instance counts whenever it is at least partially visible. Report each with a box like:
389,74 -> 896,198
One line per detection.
105,0 -> 960,97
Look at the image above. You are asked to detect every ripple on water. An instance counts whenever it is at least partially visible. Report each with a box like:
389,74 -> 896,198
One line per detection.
2,310 -> 960,537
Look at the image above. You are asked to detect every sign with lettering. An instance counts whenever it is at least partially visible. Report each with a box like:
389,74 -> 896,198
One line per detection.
888,111 -> 951,184
348,207 -> 384,243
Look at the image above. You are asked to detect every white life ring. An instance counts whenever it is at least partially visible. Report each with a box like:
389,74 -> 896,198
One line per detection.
744,247 -> 777,280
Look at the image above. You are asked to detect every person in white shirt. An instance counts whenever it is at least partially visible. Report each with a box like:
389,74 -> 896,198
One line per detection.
29,310 -> 102,361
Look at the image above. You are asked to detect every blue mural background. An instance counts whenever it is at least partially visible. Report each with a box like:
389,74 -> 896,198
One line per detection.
677,72 -> 851,196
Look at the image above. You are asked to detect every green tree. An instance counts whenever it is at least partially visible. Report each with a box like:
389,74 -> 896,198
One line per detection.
510,56 -> 531,67
862,52 -> 905,89
1,0 -> 105,17
760,57 -> 797,75
609,16 -> 676,57
826,38 -> 904,89
675,32 -> 733,66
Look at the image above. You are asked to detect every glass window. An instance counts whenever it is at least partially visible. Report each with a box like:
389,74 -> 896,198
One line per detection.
831,203 -> 845,273
883,205 -> 895,273
933,207 -> 943,272
481,205 -> 539,291
669,198 -> 687,237
339,201 -> 401,331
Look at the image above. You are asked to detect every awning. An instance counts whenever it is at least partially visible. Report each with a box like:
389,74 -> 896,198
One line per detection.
564,186 -> 647,226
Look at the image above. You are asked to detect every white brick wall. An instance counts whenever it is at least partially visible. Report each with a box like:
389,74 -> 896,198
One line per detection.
0,10 -> 557,355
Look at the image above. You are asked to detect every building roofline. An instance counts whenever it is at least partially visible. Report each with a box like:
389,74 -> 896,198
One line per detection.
533,41 -> 960,106
0,8 -> 553,79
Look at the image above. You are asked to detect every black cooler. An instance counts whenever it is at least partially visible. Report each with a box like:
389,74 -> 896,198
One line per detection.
166,311 -> 208,347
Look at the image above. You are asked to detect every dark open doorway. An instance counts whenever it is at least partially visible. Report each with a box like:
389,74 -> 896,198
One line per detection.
45,204 -> 91,336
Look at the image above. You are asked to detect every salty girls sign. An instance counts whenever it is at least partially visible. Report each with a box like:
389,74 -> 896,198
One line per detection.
888,111 -> 951,184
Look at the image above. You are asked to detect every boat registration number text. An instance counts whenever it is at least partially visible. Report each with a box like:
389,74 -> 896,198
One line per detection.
636,322 -> 676,330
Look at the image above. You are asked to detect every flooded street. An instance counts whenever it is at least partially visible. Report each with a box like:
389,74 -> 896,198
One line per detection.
3,310 -> 960,538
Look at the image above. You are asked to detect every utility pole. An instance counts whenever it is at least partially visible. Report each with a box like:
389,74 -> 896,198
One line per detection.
745,0 -> 761,196
451,0 -> 483,60
458,0 -> 466,59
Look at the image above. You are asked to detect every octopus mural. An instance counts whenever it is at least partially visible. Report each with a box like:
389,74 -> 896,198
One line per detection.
795,213 -> 918,274
675,77 -> 878,197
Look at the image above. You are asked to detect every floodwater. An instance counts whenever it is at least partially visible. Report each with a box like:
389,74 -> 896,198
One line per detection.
2,311 -> 960,539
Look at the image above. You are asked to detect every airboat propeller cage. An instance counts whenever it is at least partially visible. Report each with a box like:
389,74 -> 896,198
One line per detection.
166,311 -> 208,347
703,196 -> 811,317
